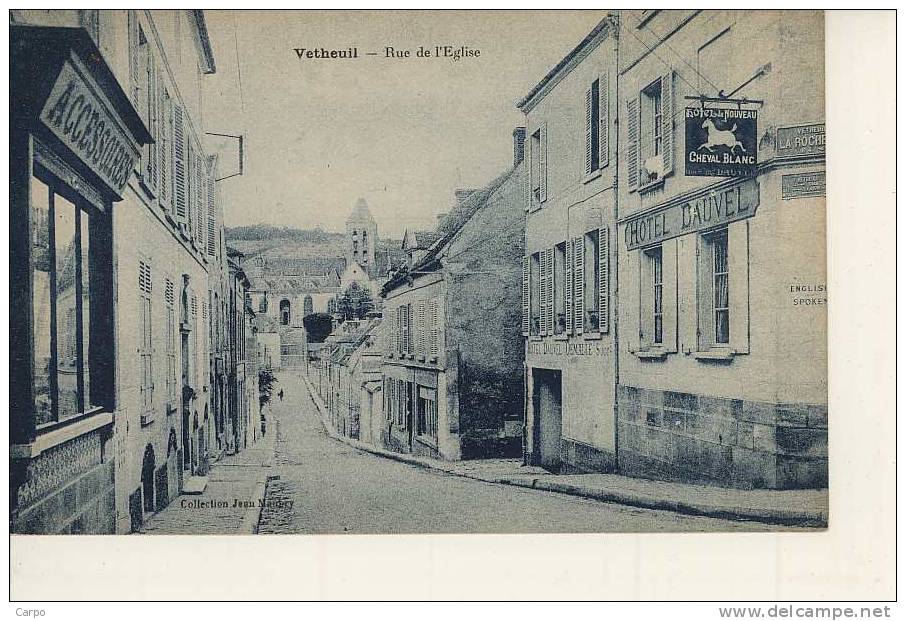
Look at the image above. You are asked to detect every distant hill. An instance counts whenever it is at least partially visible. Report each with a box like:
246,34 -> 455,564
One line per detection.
226,224 -> 340,243
225,224 -> 402,265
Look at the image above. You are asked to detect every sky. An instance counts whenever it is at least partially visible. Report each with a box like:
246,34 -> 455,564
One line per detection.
202,10 -> 605,239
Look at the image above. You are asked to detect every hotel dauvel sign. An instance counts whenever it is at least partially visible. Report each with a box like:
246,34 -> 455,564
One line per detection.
685,107 -> 758,177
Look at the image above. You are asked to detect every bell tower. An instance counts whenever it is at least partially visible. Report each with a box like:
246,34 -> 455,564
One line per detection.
346,198 -> 378,274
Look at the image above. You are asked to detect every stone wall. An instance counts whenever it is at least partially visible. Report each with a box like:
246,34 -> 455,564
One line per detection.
12,430 -> 116,534
617,385 -> 827,489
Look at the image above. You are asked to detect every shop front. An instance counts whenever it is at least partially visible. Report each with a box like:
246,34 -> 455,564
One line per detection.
10,25 -> 151,533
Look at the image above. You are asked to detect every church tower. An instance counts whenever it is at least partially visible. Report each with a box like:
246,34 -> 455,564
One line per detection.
346,198 -> 378,275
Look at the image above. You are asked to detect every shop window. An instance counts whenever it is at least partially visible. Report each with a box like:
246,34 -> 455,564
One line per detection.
416,386 -> 438,439
554,243 -> 567,335
31,174 -> 106,426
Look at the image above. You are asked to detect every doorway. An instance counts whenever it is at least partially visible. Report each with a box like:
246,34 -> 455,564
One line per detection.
141,444 -> 156,514
532,369 -> 562,472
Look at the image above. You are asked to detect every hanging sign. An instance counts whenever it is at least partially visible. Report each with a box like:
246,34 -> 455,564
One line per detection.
685,107 -> 758,177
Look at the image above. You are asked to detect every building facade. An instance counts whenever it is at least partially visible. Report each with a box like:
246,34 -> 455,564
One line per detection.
517,18 -> 620,473
518,10 -> 827,488
380,142 -> 526,461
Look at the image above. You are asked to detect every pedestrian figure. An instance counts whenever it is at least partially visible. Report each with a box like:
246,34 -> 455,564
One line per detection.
278,389 -> 284,402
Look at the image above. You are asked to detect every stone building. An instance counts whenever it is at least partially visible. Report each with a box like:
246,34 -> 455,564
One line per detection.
518,10 -> 827,488
379,135 -> 526,461
517,17 -> 619,473
9,10 -> 251,534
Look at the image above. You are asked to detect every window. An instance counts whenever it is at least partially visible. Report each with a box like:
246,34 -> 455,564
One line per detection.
647,246 -> 664,345
30,175 -> 106,426
303,295 -> 313,317
259,295 -> 268,314
525,123 -> 548,210
139,260 -> 153,418
585,76 -> 610,175
280,299 -> 291,325
529,252 -> 541,335
584,230 -> 601,333
416,387 -> 438,439
700,228 -> 730,347
398,303 -> 412,355
627,72 -> 674,192
554,243 -> 567,334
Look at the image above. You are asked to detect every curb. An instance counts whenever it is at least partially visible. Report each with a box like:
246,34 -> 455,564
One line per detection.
297,373 -> 826,528
238,406 -> 281,534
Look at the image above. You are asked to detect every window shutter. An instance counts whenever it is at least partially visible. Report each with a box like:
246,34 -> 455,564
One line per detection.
539,121 -> 548,203
565,240 -> 574,335
599,73 -> 609,168
521,257 -> 529,336
159,88 -> 170,208
195,152 -> 205,249
429,299 -> 439,357
728,220 -> 750,354
144,52 -> 157,191
628,252 -> 641,353
661,71 -> 675,177
523,145 -> 532,212
546,248 -> 555,335
585,87 -> 593,176
662,238 -> 678,352
538,252 -> 547,336
626,97 -> 640,192
206,159 -> 217,256
187,141 -> 196,236
574,236 -> 585,334
598,227 -> 610,335
416,301 -> 426,355
173,104 -> 187,222
128,11 -> 140,107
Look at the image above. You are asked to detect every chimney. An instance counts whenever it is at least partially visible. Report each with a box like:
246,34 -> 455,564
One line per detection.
454,189 -> 477,204
513,126 -> 526,166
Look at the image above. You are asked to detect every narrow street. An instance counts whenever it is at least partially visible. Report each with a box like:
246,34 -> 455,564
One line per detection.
257,373 -> 777,534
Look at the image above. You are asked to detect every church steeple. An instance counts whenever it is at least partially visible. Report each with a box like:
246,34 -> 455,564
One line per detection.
346,198 -> 378,274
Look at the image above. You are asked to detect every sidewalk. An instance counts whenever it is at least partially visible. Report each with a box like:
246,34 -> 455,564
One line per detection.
139,409 -> 278,535
297,371 -> 827,528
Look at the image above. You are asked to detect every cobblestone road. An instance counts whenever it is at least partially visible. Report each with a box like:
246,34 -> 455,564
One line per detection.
257,374 -> 777,534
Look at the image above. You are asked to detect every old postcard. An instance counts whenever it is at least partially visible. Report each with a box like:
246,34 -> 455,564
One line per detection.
9,9 -> 829,543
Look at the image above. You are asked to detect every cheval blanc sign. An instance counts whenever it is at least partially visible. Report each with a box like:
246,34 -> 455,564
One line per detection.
684,107 -> 758,177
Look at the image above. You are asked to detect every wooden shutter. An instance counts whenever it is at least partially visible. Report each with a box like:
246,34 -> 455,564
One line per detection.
416,301 -> 426,355
523,143 -> 532,212
186,141 -> 195,235
173,104 -> 187,222
585,87 -> 593,176
628,252 -> 641,353
538,251 -> 548,336
521,257 -> 529,336
574,236 -> 585,334
661,71 -> 675,177
145,52 -> 158,192
539,121 -> 548,203
599,73 -> 609,168
728,221 -> 750,354
546,248 -> 555,335
206,159 -> 217,256
565,240 -> 574,335
159,87 -> 170,208
429,299 -> 439,357
662,238 -> 678,352
598,227 -> 610,334
128,11 -> 141,107
626,97 -> 640,192
195,152 -> 205,249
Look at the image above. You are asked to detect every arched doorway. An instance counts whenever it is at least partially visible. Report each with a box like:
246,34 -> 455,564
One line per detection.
141,444 -> 155,514
280,299 -> 291,325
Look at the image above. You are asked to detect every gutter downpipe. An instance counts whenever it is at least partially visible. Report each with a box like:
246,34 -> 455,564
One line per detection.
610,10 -> 622,474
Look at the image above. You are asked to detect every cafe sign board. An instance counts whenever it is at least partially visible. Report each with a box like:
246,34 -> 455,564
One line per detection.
39,55 -> 140,197
776,123 -> 825,158
782,171 -> 825,199
622,178 -> 759,251
684,107 -> 758,177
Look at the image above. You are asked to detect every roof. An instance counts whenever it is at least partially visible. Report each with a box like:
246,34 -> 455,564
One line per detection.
245,256 -> 346,276
190,10 -> 216,74
404,230 -> 441,250
382,166 -> 517,296
516,16 -> 612,112
348,197 -> 375,223
248,271 -> 340,293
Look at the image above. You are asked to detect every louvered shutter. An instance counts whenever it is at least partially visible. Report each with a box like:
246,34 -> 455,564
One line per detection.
207,160 -> 217,256
173,105 -> 187,222
429,299 -> 439,357
145,53 -> 158,192
159,88 -> 170,208
565,240 -> 574,334
538,251 -> 548,336
662,238 -> 678,352
523,145 -> 532,212
546,248 -> 555,335
574,236 -> 585,334
661,71 -> 675,176
585,87 -> 593,176
728,221 -> 750,354
539,121 -> 548,203
521,257 -> 529,336
195,152 -> 205,249
626,97 -> 640,192
416,301 -> 426,355
598,227 -> 610,334
599,73 -> 609,168
187,141 -> 196,236
128,11 -> 140,107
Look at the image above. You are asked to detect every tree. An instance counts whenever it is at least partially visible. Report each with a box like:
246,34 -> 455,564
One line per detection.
303,312 -> 333,343
258,367 -> 279,409
336,282 -> 374,321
